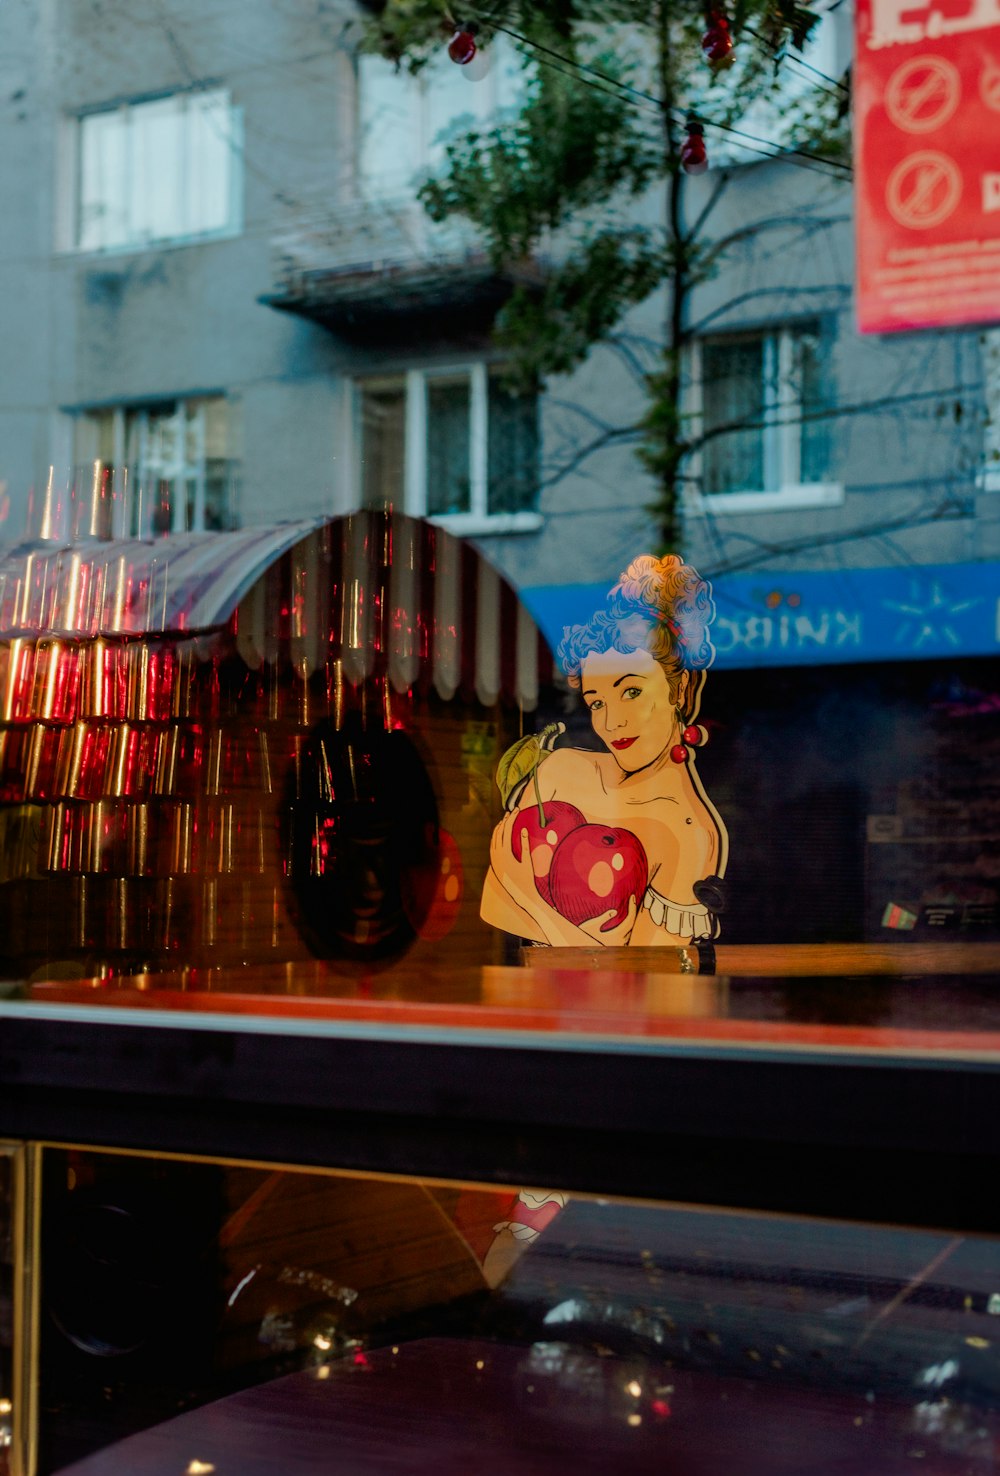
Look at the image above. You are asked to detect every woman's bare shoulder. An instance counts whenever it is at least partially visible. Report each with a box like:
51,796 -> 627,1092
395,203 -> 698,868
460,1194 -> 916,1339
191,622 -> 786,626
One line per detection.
518,743 -> 604,803
544,744 -> 607,783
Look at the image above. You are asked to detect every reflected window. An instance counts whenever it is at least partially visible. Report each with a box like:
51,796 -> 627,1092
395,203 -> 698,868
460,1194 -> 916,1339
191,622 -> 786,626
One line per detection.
357,366 -> 539,528
72,396 -> 239,534
693,321 -> 839,511
76,90 -> 240,252
357,42 -> 523,197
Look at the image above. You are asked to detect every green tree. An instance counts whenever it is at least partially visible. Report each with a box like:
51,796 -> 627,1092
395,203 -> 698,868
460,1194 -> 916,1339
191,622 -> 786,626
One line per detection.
363,0 -> 849,550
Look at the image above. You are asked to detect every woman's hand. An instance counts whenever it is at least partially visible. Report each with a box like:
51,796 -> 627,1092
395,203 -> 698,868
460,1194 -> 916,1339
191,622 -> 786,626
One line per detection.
489,811 -> 556,932
579,894 -> 638,946
490,813 -> 535,902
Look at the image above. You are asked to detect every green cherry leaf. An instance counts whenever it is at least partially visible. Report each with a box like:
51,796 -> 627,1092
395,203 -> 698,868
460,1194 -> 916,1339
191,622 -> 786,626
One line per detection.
496,722 -> 565,810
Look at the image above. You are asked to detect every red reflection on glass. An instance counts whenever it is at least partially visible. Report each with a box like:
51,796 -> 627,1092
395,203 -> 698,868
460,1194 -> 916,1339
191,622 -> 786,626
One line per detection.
76,725 -> 111,801
6,641 -> 36,721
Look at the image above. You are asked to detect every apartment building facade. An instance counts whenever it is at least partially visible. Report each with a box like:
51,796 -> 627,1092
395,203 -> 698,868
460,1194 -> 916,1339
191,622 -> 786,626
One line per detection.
1,0 -> 998,946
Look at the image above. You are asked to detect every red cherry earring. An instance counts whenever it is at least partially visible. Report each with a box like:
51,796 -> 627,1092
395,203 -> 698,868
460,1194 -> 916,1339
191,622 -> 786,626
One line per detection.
670,706 -> 709,762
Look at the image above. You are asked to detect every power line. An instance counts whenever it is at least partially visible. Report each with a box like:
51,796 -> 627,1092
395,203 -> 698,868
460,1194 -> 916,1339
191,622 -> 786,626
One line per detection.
741,23 -> 850,97
476,15 -> 852,180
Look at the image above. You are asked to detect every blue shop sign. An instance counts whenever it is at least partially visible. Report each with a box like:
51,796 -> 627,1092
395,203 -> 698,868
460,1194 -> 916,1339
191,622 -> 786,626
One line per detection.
522,562 -> 1000,669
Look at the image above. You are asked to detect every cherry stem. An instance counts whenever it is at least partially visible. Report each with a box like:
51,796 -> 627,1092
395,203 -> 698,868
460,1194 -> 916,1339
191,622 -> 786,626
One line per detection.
532,763 -> 548,828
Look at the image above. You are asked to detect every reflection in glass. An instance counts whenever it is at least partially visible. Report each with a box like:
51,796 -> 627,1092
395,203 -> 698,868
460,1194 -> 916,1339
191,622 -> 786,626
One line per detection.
427,376 -> 471,516
35,1147 -> 1000,1476
360,382 -> 406,512
0,1149 -> 12,1476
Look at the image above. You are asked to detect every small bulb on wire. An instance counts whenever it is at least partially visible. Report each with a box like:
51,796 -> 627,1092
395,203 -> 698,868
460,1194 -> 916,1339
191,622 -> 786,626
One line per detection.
701,13 -> 735,68
448,28 -> 478,64
460,44 -> 492,80
680,118 -> 708,175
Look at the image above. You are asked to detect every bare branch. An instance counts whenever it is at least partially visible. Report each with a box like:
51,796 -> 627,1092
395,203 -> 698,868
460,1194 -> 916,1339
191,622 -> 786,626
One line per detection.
538,425 -> 642,491
686,283 -> 851,335
684,381 -> 984,455
704,500 -> 971,578
684,169 -> 733,246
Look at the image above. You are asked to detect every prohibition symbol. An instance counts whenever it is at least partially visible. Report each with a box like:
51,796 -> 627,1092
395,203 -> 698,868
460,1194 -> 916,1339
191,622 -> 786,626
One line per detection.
886,151 -> 962,229
981,54 -> 1000,112
885,55 -> 960,133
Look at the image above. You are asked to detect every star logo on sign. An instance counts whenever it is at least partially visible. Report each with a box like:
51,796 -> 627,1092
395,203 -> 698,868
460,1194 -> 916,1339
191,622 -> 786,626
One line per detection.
882,581 -> 981,649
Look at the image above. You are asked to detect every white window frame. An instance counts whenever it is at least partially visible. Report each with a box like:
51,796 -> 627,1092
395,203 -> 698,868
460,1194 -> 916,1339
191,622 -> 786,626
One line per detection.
684,326 -> 843,516
71,398 -> 236,536
353,363 -> 542,536
69,88 -> 243,255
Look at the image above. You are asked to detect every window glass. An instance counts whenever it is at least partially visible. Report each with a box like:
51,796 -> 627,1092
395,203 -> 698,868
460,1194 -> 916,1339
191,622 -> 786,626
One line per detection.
72,398 -> 237,533
28,1145 -> 1000,1476
488,376 -> 539,515
357,55 -> 421,196
0,1147 -> 12,1474
186,91 -> 234,236
77,90 -> 236,251
426,375 -> 471,516
357,369 -> 538,522
78,108 -> 128,252
358,41 -> 524,196
700,324 -> 832,496
796,326 -> 833,486
360,382 -> 406,510
701,335 -> 766,495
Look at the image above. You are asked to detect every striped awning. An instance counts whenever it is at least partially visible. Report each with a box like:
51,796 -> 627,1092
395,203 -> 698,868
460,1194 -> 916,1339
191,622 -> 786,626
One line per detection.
0,512 -> 552,709
232,513 -> 551,708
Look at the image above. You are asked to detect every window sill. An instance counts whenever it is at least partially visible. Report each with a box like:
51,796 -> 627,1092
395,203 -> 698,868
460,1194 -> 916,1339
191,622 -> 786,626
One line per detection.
429,511 -> 543,537
687,483 -> 844,516
62,225 -> 241,260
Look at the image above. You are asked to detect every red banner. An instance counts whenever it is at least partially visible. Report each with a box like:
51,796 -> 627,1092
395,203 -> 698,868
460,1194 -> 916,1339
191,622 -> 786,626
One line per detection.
854,0 -> 1000,332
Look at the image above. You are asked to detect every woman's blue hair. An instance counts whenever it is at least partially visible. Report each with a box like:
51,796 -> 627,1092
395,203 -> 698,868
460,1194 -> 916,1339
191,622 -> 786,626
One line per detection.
558,555 -> 715,706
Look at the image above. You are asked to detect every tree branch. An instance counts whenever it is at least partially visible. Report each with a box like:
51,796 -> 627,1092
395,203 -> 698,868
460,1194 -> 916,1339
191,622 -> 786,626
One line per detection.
686,282 -> 851,335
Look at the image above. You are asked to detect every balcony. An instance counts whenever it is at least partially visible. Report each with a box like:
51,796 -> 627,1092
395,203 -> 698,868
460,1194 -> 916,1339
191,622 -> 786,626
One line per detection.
264,196 -> 545,342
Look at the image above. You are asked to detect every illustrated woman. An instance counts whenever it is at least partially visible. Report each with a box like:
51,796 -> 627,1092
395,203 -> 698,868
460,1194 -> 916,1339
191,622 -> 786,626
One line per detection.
481,554 -> 728,946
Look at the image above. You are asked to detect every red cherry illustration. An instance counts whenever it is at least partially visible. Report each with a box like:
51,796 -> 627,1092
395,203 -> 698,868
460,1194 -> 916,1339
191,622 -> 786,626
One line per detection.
549,824 -> 648,933
512,800 -> 586,904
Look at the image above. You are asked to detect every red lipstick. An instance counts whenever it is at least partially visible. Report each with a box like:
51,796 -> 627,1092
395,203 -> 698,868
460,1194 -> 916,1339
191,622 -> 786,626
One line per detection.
611,737 -> 638,750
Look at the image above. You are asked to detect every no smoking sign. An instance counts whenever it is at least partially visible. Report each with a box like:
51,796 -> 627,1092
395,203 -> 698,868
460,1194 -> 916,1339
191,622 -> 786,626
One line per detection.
885,55 -> 960,132
856,0 -> 1000,331
886,150 -> 962,228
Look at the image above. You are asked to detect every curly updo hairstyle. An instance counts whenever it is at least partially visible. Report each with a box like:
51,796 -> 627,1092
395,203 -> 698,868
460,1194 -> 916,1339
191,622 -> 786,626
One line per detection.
557,555 -> 716,722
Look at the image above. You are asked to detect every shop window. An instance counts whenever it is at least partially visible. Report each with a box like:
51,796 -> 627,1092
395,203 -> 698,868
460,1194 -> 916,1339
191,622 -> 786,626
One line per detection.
75,90 -> 240,252
356,42 -> 523,197
72,397 -> 239,534
689,321 -> 841,513
356,366 -> 540,532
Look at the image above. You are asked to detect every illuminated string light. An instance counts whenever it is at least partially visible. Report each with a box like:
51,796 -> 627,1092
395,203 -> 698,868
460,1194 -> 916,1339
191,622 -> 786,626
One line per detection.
680,117 -> 709,175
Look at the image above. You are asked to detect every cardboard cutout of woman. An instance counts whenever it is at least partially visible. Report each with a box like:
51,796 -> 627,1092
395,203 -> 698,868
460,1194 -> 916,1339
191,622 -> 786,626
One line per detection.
482,555 -> 729,947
